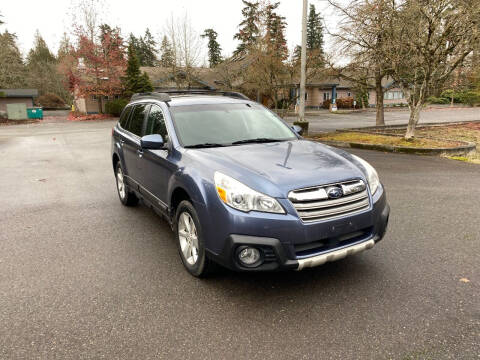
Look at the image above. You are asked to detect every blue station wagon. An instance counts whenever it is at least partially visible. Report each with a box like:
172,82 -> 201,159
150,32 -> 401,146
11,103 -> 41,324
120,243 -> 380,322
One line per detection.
111,91 -> 390,277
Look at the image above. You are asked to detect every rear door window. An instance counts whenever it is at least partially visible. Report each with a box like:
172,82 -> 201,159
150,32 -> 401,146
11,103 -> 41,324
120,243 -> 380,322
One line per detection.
126,104 -> 149,137
119,106 -> 132,129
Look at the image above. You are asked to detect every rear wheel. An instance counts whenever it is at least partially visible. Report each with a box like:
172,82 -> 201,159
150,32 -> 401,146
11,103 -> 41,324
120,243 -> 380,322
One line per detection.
175,200 -> 215,277
115,162 -> 138,206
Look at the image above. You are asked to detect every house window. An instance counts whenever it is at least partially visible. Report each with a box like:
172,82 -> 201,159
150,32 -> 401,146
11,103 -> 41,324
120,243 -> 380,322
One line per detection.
91,95 -> 97,101
323,92 -> 330,101
114,95 -> 120,100
385,91 -> 404,100
104,95 -> 109,100
347,92 -> 351,97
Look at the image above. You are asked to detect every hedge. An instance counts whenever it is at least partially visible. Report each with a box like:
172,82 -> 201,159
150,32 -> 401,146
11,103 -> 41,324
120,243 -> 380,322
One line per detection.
105,98 -> 129,116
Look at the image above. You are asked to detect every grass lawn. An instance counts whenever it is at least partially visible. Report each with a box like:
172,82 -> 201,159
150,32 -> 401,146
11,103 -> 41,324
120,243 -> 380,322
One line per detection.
311,132 -> 464,148
310,122 -> 480,163
380,122 -> 480,164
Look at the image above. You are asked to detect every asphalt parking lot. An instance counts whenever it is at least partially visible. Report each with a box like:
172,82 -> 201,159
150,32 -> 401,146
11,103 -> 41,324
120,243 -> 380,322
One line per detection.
0,120 -> 479,359
285,107 -> 480,133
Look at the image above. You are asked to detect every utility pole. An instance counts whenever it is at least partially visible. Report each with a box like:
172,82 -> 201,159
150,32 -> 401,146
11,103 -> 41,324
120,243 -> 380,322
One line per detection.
297,0 -> 309,133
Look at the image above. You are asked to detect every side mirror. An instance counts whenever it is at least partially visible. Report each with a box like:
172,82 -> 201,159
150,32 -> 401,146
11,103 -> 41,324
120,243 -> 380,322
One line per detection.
141,134 -> 165,150
292,125 -> 304,136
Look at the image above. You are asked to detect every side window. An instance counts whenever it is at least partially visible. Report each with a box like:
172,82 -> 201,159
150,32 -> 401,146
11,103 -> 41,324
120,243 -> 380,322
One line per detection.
126,104 -> 148,137
145,105 -> 168,140
119,106 -> 132,129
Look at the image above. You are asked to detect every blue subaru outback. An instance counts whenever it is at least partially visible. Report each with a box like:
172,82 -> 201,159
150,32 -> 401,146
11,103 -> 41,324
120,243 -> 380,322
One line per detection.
111,91 -> 390,277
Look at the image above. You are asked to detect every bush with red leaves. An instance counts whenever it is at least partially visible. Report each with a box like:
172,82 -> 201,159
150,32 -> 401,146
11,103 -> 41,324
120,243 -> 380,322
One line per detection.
67,112 -> 113,121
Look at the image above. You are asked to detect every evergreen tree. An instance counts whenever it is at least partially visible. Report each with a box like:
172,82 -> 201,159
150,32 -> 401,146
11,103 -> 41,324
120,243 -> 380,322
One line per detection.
159,35 -> 175,67
265,2 -> 288,61
0,31 -> 26,88
57,32 -> 72,59
26,31 -> 64,98
233,0 -> 260,57
140,28 -> 157,66
129,29 -> 157,67
27,30 -> 56,64
128,33 -> 142,64
293,4 -> 324,67
306,4 -> 324,52
201,28 -> 222,67
124,43 -> 153,96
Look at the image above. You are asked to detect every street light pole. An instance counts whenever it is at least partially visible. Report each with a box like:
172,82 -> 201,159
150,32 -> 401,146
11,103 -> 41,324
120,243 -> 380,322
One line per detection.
298,0 -> 308,132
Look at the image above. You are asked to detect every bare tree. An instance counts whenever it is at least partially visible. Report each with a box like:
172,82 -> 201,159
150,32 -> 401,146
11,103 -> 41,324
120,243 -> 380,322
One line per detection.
328,0 -> 395,125
388,0 -> 480,139
163,13 -> 203,88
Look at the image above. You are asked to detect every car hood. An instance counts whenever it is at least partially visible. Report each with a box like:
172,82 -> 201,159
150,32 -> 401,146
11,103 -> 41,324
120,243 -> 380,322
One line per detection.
183,140 -> 366,198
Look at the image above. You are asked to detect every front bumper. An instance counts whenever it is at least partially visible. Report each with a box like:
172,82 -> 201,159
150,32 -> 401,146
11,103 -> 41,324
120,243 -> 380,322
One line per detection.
201,184 -> 390,272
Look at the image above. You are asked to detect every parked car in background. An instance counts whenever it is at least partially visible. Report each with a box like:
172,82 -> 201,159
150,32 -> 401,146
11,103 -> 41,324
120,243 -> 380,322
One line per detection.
111,91 -> 390,277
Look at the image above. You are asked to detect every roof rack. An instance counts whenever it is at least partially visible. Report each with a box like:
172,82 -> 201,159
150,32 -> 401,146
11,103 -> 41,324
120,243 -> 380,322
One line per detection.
130,90 -> 251,103
158,89 -> 251,101
130,92 -> 171,102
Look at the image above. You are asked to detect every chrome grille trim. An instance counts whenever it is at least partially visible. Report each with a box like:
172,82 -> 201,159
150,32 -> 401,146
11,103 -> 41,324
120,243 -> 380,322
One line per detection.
288,180 -> 370,222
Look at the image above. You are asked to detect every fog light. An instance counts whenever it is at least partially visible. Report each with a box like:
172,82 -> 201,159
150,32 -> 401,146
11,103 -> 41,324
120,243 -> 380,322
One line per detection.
237,246 -> 261,266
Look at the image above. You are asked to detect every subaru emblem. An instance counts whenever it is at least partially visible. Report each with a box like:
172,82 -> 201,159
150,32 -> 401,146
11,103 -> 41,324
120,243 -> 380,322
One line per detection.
327,186 -> 343,199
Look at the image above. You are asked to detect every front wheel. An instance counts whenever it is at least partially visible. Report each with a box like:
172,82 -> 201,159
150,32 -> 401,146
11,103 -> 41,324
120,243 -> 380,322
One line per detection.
115,162 -> 138,206
175,200 -> 215,277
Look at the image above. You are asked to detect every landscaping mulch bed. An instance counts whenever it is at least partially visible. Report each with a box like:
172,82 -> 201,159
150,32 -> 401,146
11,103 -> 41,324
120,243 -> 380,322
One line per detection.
0,119 -> 41,126
67,113 -> 115,122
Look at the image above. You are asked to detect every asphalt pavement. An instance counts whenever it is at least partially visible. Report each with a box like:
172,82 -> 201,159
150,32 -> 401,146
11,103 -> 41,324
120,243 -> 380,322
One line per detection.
0,120 -> 479,359
285,107 -> 480,133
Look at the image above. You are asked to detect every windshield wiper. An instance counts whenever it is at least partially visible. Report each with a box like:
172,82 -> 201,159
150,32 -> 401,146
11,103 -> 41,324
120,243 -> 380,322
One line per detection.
232,138 -> 284,145
184,143 -> 228,149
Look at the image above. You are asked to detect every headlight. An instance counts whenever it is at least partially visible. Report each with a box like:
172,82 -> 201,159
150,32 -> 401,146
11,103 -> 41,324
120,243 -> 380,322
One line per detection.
351,155 -> 380,194
214,172 -> 285,214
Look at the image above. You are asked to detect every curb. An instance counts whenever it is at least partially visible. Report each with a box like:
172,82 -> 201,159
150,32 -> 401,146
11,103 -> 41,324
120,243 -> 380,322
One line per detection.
342,119 -> 480,132
318,139 -> 476,156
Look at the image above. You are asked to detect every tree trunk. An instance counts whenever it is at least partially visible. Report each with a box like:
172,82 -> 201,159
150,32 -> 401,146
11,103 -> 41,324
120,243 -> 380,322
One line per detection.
98,96 -> 103,114
450,96 -> 454,107
375,75 -> 385,126
404,104 -> 421,140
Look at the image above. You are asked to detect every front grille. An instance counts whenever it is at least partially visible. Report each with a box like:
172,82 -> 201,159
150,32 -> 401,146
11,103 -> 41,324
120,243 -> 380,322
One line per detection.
294,227 -> 373,258
288,180 -> 370,222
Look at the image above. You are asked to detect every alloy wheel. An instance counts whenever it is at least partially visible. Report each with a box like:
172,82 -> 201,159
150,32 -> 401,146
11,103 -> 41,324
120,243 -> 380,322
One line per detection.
116,166 -> 126,199
178,212 -> 199,265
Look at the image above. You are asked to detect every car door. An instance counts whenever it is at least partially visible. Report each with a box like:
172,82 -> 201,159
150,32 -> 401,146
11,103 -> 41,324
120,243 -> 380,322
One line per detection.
137,103 -> 176,210
122,103 -> 149,187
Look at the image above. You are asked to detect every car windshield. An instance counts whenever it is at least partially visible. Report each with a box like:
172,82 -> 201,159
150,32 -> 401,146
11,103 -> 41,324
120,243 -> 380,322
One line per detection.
169,103 -> 297,147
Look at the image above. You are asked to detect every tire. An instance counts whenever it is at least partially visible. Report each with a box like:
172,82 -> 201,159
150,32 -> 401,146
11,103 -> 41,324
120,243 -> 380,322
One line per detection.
175,200 -> 215,277
115,162 -> 138,206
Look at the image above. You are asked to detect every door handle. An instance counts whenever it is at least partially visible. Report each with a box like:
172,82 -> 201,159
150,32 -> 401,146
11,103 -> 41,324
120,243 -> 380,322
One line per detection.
137,149 -> 143,158
120,139 -> 125,145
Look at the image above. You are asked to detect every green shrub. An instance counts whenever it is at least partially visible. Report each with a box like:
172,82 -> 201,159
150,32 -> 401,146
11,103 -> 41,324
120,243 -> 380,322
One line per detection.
440,89 -> 465,103
426,96 -> 449,104
105,98 -> 129,116
458,91 -> 480,106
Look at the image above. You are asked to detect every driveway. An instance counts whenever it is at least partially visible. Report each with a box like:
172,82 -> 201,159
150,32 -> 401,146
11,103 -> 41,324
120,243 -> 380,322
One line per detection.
285,107 -> 480,133
0,121 -> 478,359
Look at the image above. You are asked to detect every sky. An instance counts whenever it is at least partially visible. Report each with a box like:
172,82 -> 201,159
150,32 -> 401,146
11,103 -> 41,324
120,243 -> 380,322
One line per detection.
0,0 -> 338,61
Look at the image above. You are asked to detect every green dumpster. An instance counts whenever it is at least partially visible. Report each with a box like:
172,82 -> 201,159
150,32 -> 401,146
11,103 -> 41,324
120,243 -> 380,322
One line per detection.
27,107 -> 43,120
